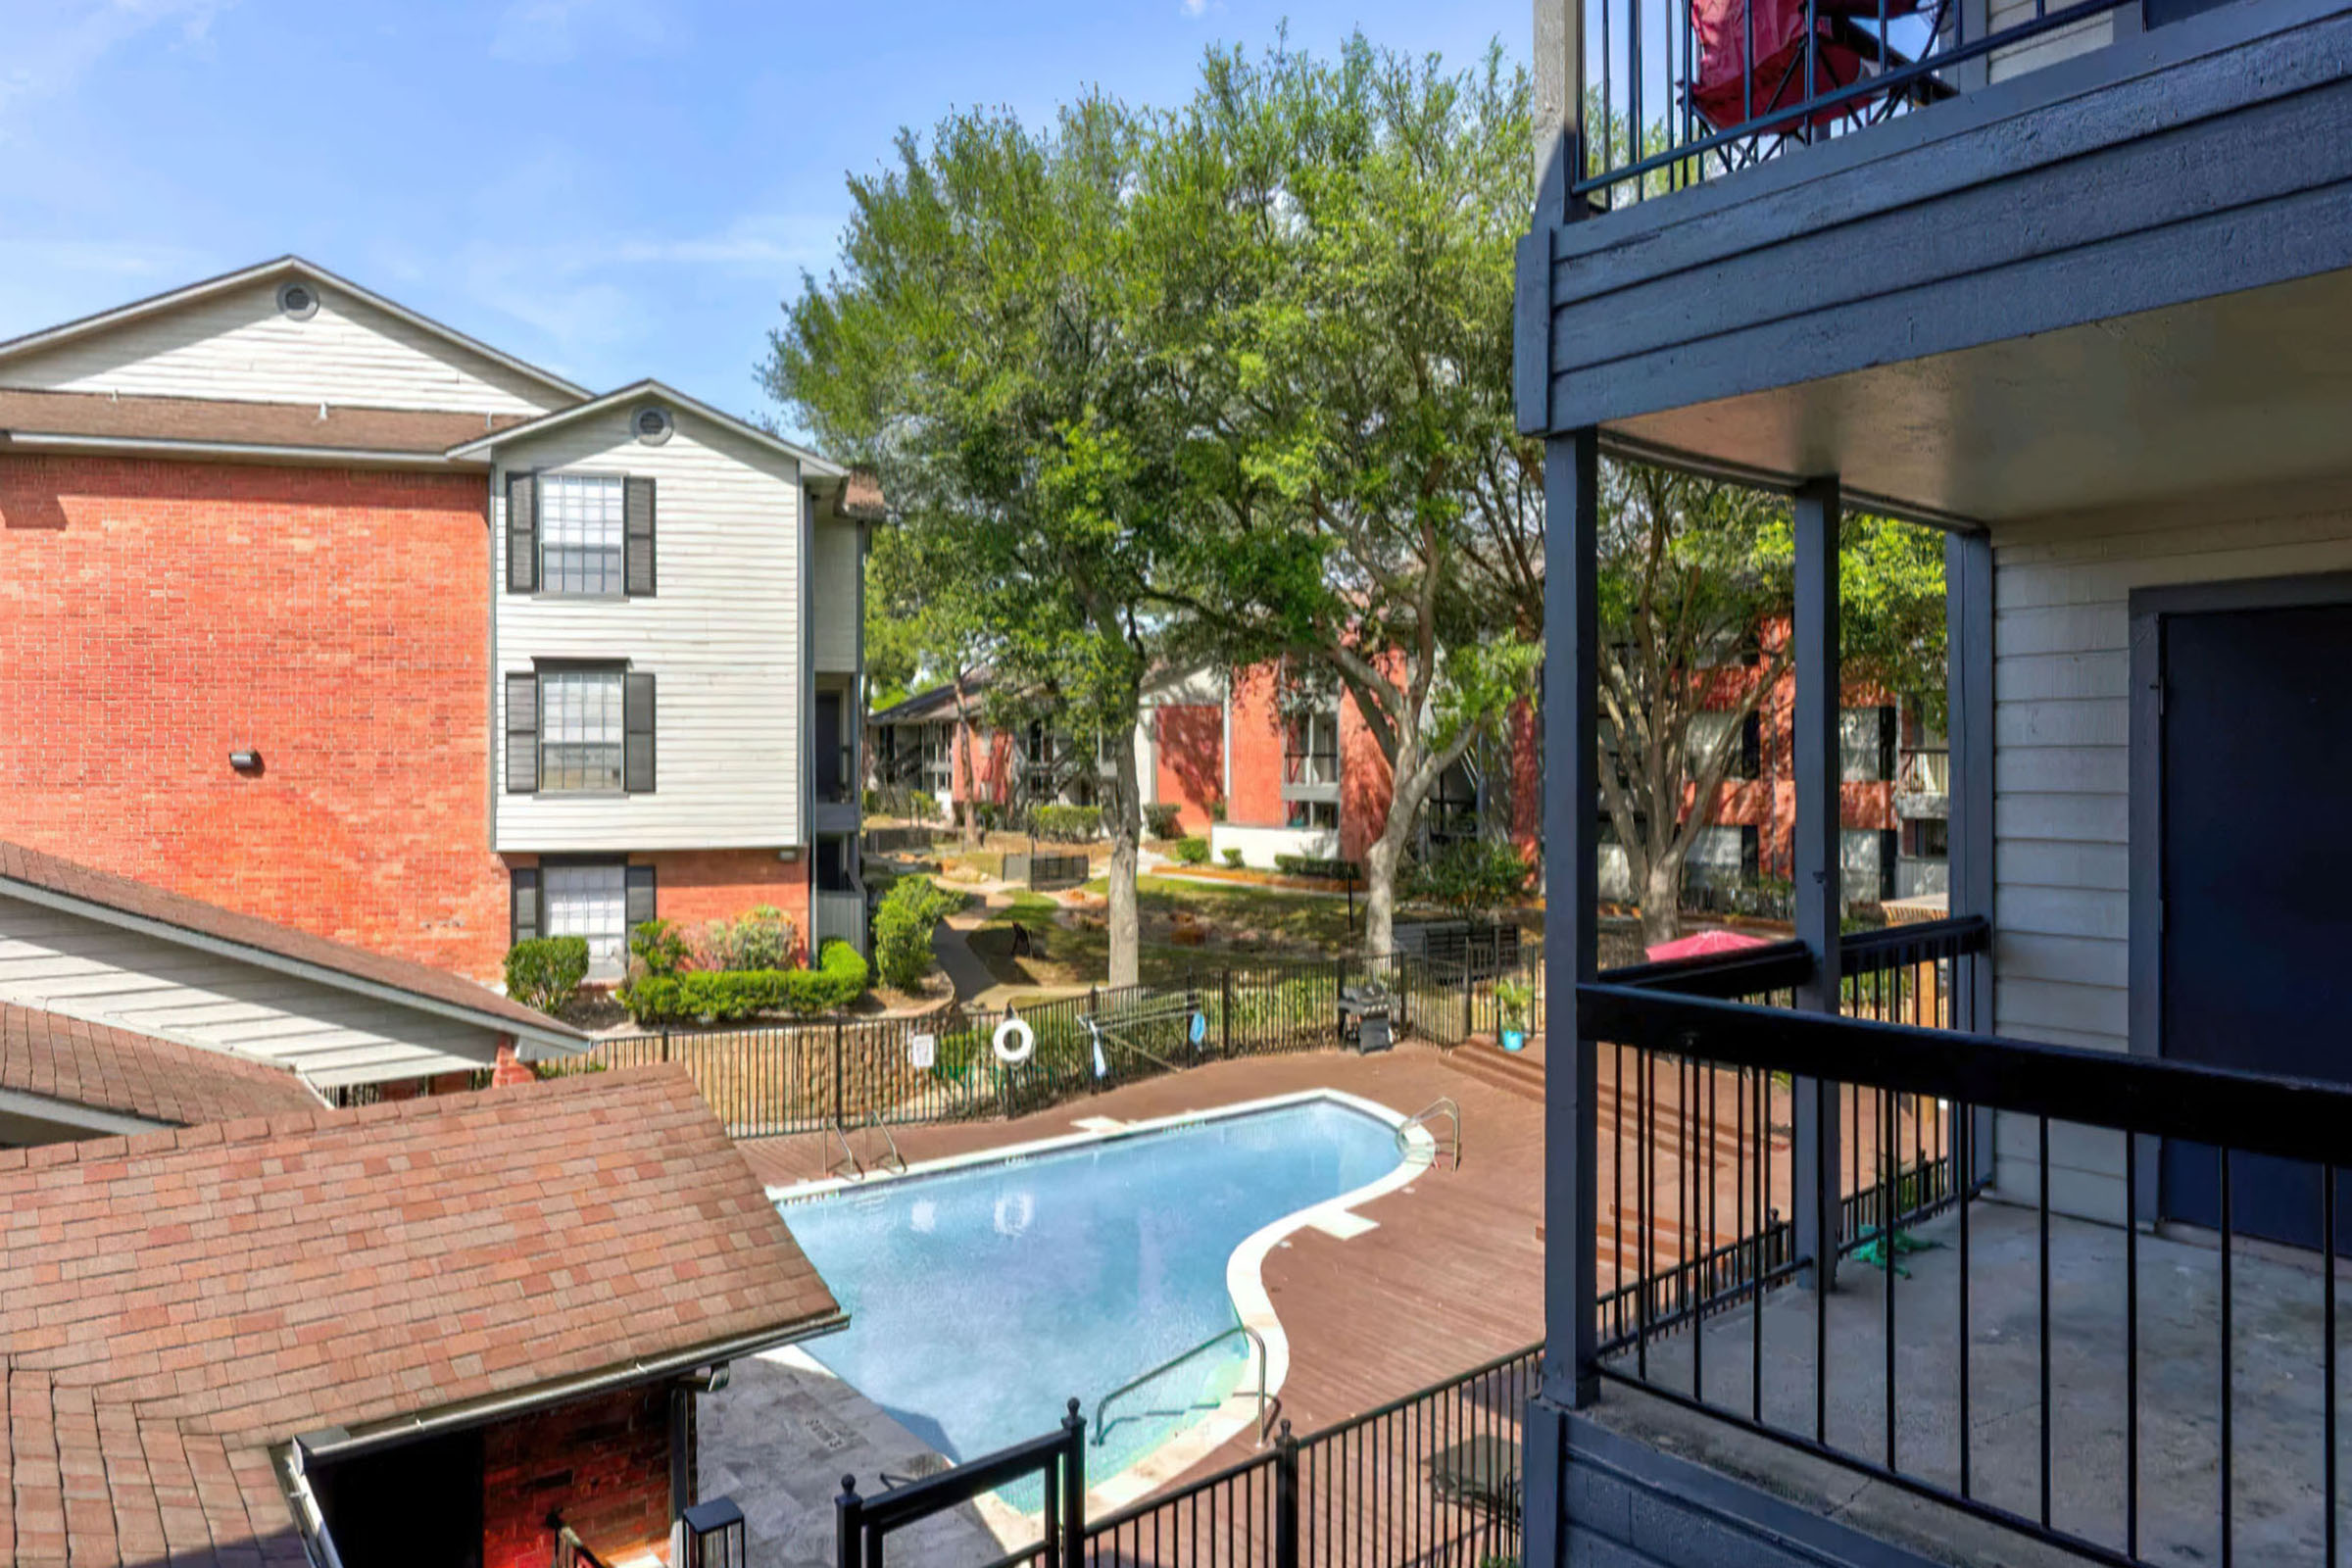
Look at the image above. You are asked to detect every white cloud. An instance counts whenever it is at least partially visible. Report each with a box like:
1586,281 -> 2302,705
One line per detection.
487,0 -> 681,63
0,0 -> 236,128
1180,0 -> 1210,15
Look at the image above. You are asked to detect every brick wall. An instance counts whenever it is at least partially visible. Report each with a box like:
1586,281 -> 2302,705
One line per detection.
1338,685 -> 1392,867
1226,666 -> 1287,828
1152,704 -> 1224,830
481,1383 -> 676,1568
0,455 -> 512,980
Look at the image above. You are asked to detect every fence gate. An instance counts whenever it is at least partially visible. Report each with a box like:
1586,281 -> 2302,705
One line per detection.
836,1402 -> 1085,1568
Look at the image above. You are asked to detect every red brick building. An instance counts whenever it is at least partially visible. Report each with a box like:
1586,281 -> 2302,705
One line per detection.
0,259 -> 878,987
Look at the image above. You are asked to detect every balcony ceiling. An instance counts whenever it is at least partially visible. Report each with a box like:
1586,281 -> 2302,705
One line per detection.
1609,266 -> 2352,524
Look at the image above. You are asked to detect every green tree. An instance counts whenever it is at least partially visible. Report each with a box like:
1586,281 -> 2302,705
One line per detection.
1139,35 -> 1543,959
865,522 -> 995,846
767,98 -> 1184,987
1594,462 -> 1946,946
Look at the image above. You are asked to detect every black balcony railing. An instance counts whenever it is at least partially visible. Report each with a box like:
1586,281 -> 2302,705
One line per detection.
1572,921 -> 2352,1568
1576,0 -> 2139,203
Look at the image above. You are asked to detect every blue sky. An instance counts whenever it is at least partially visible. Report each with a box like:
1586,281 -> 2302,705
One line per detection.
0,1 -> 1525,433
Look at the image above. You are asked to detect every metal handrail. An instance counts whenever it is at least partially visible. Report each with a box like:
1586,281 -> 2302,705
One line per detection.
828,1109 -> 907,1181
1092,1323 -> 1272,1447
1396,1098 -> 1462,1171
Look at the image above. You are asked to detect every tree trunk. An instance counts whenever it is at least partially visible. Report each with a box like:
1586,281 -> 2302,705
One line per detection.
953,674 -> 978,850
1105,720 -> 1143,989
1360,821 -> 1404,959
1640,854 -> 1682,950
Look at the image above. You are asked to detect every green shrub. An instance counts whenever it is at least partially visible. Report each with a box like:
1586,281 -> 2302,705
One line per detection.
699,906 -> 800,971
873,874 -> 962,991
628,918 -> 691,980
1222,847 -> 1246,868
972,801 -> 1004,832
1030,804 -> 1102,842
621,941 -> 868,1025
505,937 -> 589,1015
1171,835 -> 1210,865
1274,854 -> 1361,881
1495,976 -> 1536,1031
1144,804 -> 1183,840
1405,839 -> 1533,920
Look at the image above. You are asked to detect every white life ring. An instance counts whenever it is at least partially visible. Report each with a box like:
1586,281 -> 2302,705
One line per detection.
993,1016 -> 1036,1064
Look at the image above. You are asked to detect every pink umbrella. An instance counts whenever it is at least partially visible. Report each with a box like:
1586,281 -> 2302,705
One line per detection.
1644,927 -> 1771,964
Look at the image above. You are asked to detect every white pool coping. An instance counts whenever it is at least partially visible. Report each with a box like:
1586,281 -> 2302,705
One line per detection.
763,1087 -> 1438,1539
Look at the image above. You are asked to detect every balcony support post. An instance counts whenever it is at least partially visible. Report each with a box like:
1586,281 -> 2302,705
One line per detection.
1524,423 -> 1600,1568
1946,528 -> 1998,1177
1793,475 -> 1844,1294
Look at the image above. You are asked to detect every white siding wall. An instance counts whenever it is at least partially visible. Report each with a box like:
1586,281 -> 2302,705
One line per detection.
0,894 -> 510,1088
0,278 -> 569,415
811,520 -> 861,673
1989,479 -> 2352,1217
494,405 -> 806,852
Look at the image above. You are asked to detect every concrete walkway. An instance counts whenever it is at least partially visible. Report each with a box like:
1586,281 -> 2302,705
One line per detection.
928,912 -> 1000,1005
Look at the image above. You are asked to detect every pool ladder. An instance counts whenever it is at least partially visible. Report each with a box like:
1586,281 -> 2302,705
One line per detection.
828,1110 -> 908,1182
1396,1098 -> 1462,1170
1092,1324 -> 1275,1447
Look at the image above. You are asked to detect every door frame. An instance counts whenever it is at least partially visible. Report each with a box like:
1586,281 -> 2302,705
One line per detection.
2128,569 -> 2352,1228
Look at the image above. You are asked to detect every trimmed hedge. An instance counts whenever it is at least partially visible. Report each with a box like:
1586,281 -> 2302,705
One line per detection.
1144,803 -> 1183,840
1170,835 -> 1210,865
505,937 -> 589,1014
873,874 -> 961,991
621,940 -> 868,1025
1274,854 -> 1361,881
1030,804 -> 1102,842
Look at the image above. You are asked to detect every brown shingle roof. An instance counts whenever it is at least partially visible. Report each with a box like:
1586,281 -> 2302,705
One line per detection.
0,1004 -> 321,1128
0,841 -> 583,1047
0,385 -> 528,457
0,1067 -> 843,1566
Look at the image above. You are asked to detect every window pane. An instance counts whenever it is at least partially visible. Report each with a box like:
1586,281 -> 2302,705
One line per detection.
539,474 -> 625,596
540,670 -> 623,791
544,863 -> 627,971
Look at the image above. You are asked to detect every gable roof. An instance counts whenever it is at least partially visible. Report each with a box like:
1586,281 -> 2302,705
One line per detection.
0,1003 -> 322,1130
0,1067 -> 844,1566
443,375 -> 847,477
0,841 -> 584,1054
0,256 -> 589,405
0,385 -> 529,466
869,666 -> 997,726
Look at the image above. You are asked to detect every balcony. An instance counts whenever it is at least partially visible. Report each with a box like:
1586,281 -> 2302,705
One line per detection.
1547,928 -> 2352,1568
1282,748 -> 1342,801
1894,745 -> 1949,817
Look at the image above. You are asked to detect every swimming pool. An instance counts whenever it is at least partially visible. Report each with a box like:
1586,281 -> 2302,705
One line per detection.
774,1093 -> 1419,1500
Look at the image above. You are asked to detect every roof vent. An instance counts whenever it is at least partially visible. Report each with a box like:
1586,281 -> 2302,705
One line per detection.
276,280 -> 319,320
633,405 -> 674,446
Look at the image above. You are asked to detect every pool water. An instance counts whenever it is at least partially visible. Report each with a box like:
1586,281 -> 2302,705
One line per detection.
777,1098 -> 1404,1496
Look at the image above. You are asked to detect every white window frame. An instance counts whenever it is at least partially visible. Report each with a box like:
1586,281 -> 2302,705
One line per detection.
540,668 -> 625,793
543,861 -> 628,976
539,472 -> 626,597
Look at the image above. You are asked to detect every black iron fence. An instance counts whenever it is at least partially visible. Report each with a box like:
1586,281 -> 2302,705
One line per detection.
582,951 -> 1544,1139
844,1343 -> 1544,1568
1576,0 -> 2139,204
1574,911 -> 2352,1568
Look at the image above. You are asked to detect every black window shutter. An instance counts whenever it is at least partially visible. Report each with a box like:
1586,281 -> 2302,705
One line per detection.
505,672 -> 539,794
511,867 -> 541,946
623,671 -> 657,793
624,476 -> 657,596
1740,712 -> 1762,780
507,472 -> 538,593
1881,828 -> 1901,900
1879,706 -> 1898,782
1741,825 -> 1761,882
625,864 -> 657,931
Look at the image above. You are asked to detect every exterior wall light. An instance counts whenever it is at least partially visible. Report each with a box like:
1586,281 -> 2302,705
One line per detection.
230,750 -> 264,772
676,1496 -> 746,1568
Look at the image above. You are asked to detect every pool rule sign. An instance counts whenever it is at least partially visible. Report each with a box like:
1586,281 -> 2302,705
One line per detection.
906,1032 -> 936,1070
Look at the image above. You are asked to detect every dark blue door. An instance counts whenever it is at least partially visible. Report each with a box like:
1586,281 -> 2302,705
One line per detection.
2160,602 -> 2352,1250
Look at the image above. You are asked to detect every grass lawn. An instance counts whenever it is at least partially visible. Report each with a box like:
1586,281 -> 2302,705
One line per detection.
962,873 -> 1540,991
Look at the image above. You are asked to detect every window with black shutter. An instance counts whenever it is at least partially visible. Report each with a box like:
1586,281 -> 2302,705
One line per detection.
1740,824 -> 1761,882
505,672 -> 539,794
506,472 -> 538,593
1881,827 -> 1901,901
1878,706 -> 1898,783
624,476 -> 657,596
1739,711 -> 1762,780
623,671 -> 656,793
510,867 -> 541,946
